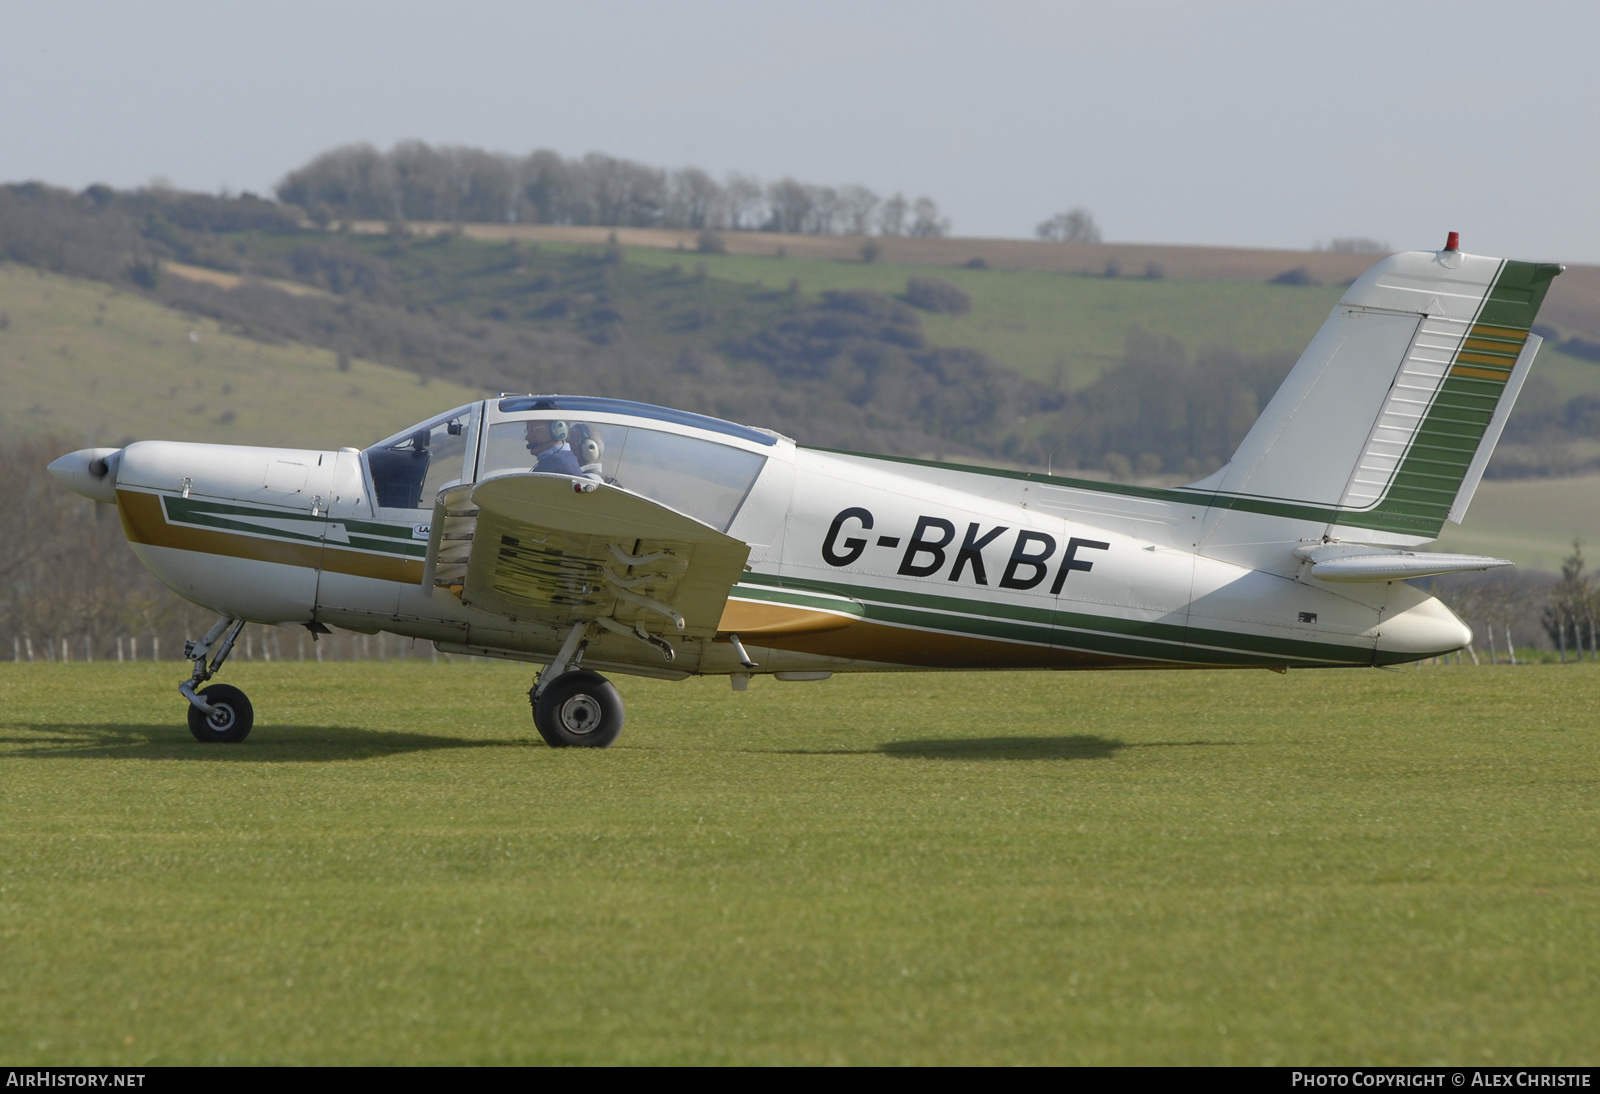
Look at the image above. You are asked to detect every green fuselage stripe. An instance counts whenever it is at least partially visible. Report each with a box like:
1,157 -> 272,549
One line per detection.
163,496 -> 426,557
737,574 -> 1376,667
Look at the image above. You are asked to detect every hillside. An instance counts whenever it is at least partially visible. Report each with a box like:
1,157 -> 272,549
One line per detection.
8,265 -> 1598,574
220,228 -> 1348,386
403,220 -> 1600,346
0,264 -> 480,450
4,182 -> 1599,480
1432,475 -> 1600,569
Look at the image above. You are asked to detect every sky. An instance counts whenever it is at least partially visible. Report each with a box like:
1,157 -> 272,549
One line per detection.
3,0 -> 1598,260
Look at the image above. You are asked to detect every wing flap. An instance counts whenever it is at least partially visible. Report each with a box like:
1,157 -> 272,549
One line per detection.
440,473 -> 749,637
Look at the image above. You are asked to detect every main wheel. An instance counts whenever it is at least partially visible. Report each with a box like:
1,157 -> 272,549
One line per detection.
187,684 -> 255,743
533,671 -> 624,748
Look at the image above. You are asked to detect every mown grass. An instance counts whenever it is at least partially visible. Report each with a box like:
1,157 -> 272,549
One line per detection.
1,662 -> 1595,1064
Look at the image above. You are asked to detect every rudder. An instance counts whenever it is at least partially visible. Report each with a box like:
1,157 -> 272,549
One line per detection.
1186,242 -> 1561,544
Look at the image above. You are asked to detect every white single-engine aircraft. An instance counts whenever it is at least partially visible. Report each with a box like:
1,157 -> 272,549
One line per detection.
50,237 -> 1560,747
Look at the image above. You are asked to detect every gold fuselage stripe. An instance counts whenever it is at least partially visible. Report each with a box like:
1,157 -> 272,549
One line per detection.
716,598 -> 859,636
116,490 -> 424,584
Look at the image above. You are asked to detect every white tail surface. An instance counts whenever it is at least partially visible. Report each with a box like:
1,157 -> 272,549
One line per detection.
1185,247 -> 1560,544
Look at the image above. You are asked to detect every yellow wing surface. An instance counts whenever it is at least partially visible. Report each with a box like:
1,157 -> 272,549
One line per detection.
423,473 -> 750,638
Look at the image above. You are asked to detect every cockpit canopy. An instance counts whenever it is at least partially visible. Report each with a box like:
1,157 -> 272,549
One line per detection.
365,396 -> 774,532
366,406 -> 473,510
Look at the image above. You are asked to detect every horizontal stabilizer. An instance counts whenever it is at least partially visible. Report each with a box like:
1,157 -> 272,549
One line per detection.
1294,543 -> 1510,582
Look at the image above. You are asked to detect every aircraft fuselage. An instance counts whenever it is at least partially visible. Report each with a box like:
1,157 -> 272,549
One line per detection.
75,421 -> 1468,682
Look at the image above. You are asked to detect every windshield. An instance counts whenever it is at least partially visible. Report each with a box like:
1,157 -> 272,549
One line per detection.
482,418 -> 766,531
366,407 -> 472,510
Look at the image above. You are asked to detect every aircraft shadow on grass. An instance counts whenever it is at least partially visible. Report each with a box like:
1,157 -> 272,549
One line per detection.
772,735 -> 1242,760
0,723 -> 524,762
879,735 -> 1126,760
767,734 -> 1128,760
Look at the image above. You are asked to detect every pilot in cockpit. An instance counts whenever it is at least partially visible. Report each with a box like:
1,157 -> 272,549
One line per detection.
524,419 -> 582,476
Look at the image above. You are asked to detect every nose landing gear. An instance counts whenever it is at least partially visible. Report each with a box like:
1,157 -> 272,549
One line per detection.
180,616 -> 255,743
528,622 -> 625,748
186,683 -> 254,743
532,670 -> 624,748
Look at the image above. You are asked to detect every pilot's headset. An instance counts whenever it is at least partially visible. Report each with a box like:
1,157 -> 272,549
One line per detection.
526,418 -> 569,455
571,424 -> 605,478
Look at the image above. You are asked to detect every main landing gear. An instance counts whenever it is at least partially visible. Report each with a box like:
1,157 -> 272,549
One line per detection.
529,623 -> 625,748
180,616 -> 254,743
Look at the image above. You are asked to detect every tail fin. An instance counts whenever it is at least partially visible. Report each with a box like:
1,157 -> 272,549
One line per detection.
1190,243 -> 1562,543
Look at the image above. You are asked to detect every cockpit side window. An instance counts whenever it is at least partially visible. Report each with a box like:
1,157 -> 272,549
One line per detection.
481,417 -> 766,531
367,410 -> 471,510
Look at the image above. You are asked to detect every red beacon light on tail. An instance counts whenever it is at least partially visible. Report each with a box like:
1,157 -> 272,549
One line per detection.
1444,231 -> 1460,252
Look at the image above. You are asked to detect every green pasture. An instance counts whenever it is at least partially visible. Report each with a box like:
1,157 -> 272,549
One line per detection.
345,232 -> 1600,397
1,662 -> 1595,1065
1433,473 -> 1600,570
620,246 -> 1347,387
0,264 -> 482,449
632,246 -> 1600,397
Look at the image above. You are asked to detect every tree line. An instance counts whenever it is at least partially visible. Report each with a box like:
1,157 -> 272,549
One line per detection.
275,142 -> 953,237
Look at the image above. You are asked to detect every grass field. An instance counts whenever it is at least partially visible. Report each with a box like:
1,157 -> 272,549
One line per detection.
621,246 -> 1348,388
621,246 -> 1600,397
1433,474 -> 1600,570
372,233 -> 1600,396
439,221 -> 1600,347
0,264 -> 481,450
2,662 -> 1595,1064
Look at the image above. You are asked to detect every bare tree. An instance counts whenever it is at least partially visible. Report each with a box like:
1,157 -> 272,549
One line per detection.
1037,208 -> 1102,243
666,167 -> 726,230
764,178 -> 814,233
909,196 -> 949,238
516,149 -> 567,224
452,147 -> 517,223
806,186 -> 841,235
1543,541 -> 1593,662
725,173 -> 765,231
878,192 -> 909,236
392,140 -> 450,221
837,185 -> 879,235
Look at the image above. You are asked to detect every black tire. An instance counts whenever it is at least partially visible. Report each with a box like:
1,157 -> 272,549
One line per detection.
533,670 -> 624,748
187,684 -> 254,743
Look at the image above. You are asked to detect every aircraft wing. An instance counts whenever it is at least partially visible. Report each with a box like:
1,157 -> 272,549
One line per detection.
423,473 -> 750,638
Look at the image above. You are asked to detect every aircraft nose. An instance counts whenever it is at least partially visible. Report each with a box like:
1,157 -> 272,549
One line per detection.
48,447 -> 124,504
1375,595 -> 1472,660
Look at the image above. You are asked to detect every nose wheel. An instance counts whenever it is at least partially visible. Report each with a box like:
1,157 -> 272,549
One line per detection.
187,683 -> 255,743
178,615 -> 256,743
532,670 -> 624,748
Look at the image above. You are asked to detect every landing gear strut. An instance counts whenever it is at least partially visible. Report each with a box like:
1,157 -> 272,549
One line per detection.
180,616 -> 255,743
529,622 -> 625,748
